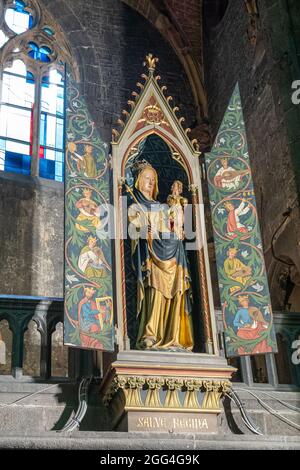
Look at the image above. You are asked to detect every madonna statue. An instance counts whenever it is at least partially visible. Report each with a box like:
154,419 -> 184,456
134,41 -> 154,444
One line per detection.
127,160 -> 194,351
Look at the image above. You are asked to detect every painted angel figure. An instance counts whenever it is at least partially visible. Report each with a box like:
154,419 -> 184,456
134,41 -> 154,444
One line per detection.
68,142 -> 97,178
167,180 -> 188,240
214,158 -> 248,190
78,236 -> 110,279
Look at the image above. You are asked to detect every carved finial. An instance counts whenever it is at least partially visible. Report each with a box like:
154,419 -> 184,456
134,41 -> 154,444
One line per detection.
127,100 -> 135,109
112,129 -> 120,141
118,177 -> 126,188
189,184 -> 198,195
191,138 -> 200,151
143,53 -> 159,75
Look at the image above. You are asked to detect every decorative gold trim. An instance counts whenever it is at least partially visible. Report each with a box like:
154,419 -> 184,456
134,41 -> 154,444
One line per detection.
183,379 -> 202,409
164,378 -> 184,408
144,377 -> 164,407
143,53 -> 159,73
110,55 -> 202,156
124,407 -> 221,413
189,184 -> 198,195
112,362 -> 235,372
103,374 -> 232,414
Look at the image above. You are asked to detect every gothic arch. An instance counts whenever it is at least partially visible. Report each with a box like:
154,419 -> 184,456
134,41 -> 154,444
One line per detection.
111,58 -> 218,353
0,0 -> 79,79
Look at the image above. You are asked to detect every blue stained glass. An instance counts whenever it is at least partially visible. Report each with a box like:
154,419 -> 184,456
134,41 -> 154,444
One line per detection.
15,1 -> 26,11
57,96 -> 64,116
26,71 -> 34,84
40,46 -> 51,55
43,27 -> 54,36
28,42 -> 52,63
4,150 -> 31,175
28,41 -> 38,59
55,162 -> 63,176
55,151 -> 64,163
42,75 -> 50,88
40,157 -> 55,180
56,119 -> 64,149
39,53 -> 51,63
5,2 -> 32,34
40,113 -> 47,146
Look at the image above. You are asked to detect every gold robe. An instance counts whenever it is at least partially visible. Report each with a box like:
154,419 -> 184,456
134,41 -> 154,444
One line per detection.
129,203 -> 193,350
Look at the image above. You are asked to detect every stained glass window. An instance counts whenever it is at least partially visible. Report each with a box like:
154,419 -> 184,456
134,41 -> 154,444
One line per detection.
28,42 -> 52,62
40,70 -> 65,181
5,1 -> 33,34
0,30 -> 9,48
0,0 -> 69,182
0,60 -> 34,175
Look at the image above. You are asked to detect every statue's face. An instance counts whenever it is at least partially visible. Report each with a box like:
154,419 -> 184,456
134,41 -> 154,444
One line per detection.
172,181 -> 182,195
138,168 -> 156,198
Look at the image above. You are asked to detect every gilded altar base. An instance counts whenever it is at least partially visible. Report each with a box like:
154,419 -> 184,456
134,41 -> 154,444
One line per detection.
100,351 -> 235,433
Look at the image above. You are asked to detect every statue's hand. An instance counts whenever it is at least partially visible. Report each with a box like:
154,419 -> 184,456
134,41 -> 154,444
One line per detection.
148,225 -> 159,239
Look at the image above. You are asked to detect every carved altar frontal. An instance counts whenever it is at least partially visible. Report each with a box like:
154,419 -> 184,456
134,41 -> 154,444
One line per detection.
100,351 -> 234,433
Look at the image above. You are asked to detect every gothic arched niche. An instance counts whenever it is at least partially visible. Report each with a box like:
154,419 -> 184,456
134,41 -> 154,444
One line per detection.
111,56 -> 218,354
123,133 -> 203,350
51,322 -> 68,377
0,319 -> 12,375
23,320 -> 41,377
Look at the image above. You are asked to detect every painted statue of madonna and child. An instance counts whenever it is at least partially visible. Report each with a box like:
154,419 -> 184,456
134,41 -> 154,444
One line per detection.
126,159 -> 195,352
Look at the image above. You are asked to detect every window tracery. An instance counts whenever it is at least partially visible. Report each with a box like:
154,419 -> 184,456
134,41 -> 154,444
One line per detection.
0,0 -> 75,181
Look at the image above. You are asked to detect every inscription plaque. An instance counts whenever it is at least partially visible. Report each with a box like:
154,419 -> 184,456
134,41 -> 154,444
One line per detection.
118,411 -> 218,434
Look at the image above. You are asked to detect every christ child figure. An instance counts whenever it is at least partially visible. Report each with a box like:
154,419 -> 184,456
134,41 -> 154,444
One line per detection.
167,180 -> 188,240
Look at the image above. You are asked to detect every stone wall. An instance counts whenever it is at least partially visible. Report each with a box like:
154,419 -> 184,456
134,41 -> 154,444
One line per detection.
203,0 -> 300,309
0,173 -> 64,297
0,0 -> 196,297
2,0 -> 300,309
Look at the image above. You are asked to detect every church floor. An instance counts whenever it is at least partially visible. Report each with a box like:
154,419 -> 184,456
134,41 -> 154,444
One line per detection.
0,432 -> 299,450
0,382 -> 299,448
